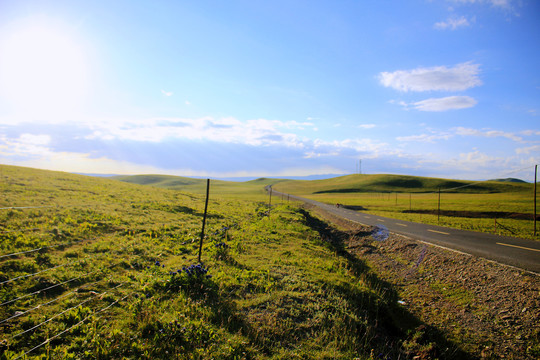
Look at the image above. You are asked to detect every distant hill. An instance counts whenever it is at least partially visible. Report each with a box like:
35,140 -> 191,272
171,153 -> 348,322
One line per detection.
107,172 -> 534,196
112,174 -> 206,187
488,178 -> 527,183
272,174 -> 532,195
112,174 -> 285,196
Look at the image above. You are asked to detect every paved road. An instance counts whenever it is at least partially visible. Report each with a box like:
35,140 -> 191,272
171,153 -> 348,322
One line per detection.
270,187 -> 540,274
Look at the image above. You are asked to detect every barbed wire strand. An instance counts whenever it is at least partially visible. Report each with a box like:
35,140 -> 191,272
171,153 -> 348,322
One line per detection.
0,242 -> 77,260
0,248 -> 115,286
13,292 -> 129,360
0,278 -> 102,323
0,261 -> 119,307
1,271 -> 95,307
0,263 -> 71,286
10,282 -> 125,340
0,237 -> 91,260
1,290 -> 75,326
0,206 -> 56,210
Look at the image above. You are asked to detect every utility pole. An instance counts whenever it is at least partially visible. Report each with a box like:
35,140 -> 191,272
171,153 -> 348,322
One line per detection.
535,165 -> 537,237
437,188 -> 441,223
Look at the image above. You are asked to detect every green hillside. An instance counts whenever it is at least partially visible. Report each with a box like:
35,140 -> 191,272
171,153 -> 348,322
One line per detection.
113,174 -> 286,198
273,173 -> 532,195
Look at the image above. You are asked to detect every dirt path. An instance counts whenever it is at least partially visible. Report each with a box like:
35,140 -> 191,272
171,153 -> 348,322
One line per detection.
307,204 -> 540,359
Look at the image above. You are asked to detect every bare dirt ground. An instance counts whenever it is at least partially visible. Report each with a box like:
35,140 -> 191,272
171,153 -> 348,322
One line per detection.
307,204 -> 540,359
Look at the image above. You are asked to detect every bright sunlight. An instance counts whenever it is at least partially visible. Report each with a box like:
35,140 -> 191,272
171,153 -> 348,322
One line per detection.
0,16 -> 90,122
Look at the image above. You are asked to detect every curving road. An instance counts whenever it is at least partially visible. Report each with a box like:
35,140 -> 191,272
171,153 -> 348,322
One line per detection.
269,187 -> 540,274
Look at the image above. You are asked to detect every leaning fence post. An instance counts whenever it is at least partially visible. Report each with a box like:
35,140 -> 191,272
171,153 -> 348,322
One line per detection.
198,179 -> 210,263
268,186 -> 272,217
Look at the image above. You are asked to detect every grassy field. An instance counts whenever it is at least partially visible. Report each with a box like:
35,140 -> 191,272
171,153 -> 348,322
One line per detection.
272,174 -> 537,240
0,165 -> 463,359
112,175 -> 286,199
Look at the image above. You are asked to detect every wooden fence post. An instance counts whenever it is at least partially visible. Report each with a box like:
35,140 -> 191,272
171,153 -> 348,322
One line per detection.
198,179 -> 210,263
268,186 -> 272,217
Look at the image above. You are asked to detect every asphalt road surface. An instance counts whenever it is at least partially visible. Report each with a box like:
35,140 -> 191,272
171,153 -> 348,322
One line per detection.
269,187 -> 540,274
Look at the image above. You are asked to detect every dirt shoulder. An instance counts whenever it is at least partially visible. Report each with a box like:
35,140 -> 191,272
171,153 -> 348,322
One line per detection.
306,204 -> 540,359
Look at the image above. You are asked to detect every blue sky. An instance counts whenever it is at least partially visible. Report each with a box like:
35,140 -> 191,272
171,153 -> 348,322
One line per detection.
0,0 -> 538,181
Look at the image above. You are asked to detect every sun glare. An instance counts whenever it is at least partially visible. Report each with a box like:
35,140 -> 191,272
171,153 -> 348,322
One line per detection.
0,17 -> 90,122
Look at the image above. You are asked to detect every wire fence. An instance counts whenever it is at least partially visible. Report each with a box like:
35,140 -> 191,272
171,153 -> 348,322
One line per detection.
0,185 -> 225,359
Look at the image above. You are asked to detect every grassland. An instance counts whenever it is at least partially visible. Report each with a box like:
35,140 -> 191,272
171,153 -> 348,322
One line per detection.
112,175 -> 286,199
0,165 -> 467,359
272,174 -> 537,240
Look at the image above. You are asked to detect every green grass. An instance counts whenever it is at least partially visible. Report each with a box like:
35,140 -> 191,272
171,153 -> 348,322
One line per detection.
1,165 -> 469,359
113,174 -> 286,199
273,174 -> 537,240
274,174 -> 532,194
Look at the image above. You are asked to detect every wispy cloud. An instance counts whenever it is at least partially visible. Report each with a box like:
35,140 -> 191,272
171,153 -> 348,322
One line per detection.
410,96 -> 477,111
358,124 -> 376,129
454,127 -> 524,142
515,145 -> 540,155
84,116 -> 312,147
449,0 -> 515,10
379,62 -> 482,92
161,89 -> 173,97
397,133 -> 452,143
434,16 -> 473,30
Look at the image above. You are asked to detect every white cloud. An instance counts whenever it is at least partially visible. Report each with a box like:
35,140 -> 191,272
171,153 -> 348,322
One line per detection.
520,130 -> 540,136
516,145 -> 540,155
161,89 -> 173,97
450,0 -> 514,9
410,96 -> 477,111
397,133 -> 452,143
454,127 -> 523,142
84,116 -> 310,148
0,134 -> 52,156
379,62 -> 482,92
434,16 -> 473,30
358,124 -> 376,129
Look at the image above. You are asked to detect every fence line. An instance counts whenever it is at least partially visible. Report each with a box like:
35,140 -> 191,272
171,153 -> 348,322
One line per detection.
0,262 -> 71,286
0,239 -> 84,260
14,292 -> 130,360
0,182 -> 215,358
0,206 -> 56,210
9,282 -> 125,340
1,290 -> 75,325
0,227 -> 41,234
0,279 -> 103,325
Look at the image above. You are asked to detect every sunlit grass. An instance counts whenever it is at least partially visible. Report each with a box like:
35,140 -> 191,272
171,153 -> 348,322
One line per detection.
2,165 -> 459,359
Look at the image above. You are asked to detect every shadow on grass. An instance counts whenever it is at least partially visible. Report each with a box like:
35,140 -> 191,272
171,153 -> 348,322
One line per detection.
298,208 -> 475,360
